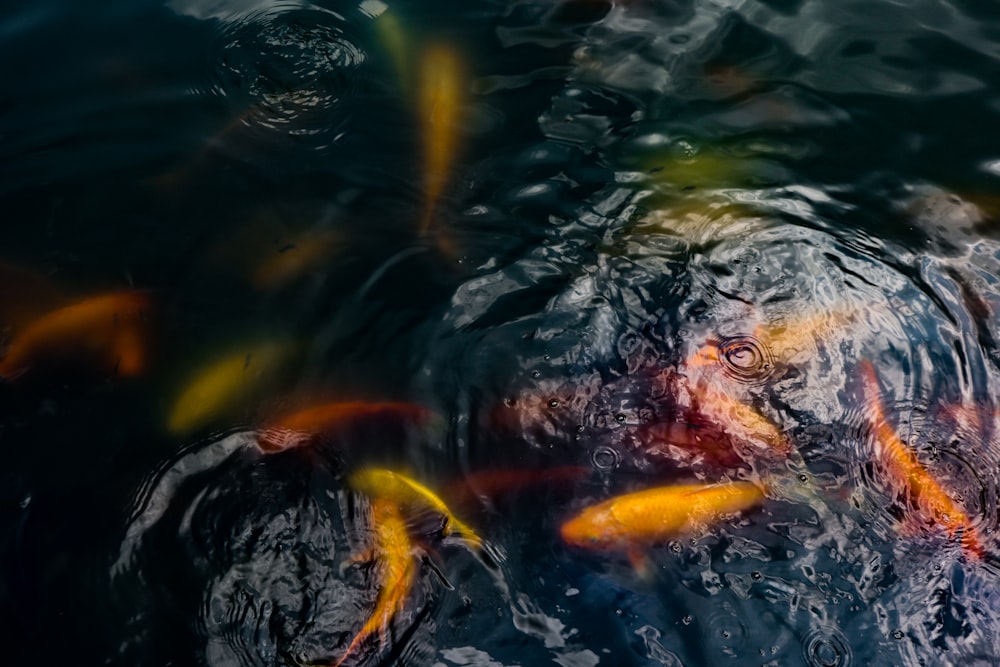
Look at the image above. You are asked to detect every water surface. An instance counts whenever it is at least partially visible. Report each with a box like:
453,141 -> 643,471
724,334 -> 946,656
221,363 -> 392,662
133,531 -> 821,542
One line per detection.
3,0 -> 1000,665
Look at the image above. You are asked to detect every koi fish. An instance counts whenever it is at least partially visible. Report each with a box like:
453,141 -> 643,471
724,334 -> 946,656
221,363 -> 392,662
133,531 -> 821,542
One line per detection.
166,340 -> 292,435
418,45 -> 464,240
0,261 -> 62,335
258,401 -> 433,453
250,228 -> 340,290
687,307 -> 855,370
0,290 -> 154,380
859,360 -> 984,559
374,9 -> 410,92
441,465 -> 589,509
349,467 -> 482,551
334,497 -> 418,667
632,196 -> 768,246
685,383 -> 791,457
560,482 -> 765,570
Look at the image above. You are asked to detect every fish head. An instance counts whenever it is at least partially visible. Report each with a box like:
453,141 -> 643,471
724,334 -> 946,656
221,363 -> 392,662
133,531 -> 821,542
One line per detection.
560,505 -> 618,550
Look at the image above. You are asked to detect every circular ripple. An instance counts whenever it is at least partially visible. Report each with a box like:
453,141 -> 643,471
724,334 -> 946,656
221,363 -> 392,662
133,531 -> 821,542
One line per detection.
714,335 -> 775,384
802,627 -> 852,667
590,445 -> 622,470
208,5 -> 368,145
703,609 -> 749,658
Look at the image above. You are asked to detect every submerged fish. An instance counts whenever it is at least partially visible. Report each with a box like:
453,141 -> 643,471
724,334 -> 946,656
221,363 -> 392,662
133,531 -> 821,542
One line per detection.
0,261 -> 63,335
334,497 -> 418,667
250,228 -> 341,290
859,360 -> 984,559
374,9 -> 410,92
686,382 -> 792,457
257,400 -> 433,453
166,340 -> 293,435
442,465 -> 589,509
349,467 -> 482,550
687,307 -> 855,371
0,290 -> 154,380
561,482 -> 765,567
418,45 -> 464,239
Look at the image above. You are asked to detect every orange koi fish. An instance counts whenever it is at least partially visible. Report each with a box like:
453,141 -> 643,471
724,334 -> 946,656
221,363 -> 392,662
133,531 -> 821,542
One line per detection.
0,290 -> 154,380
258,401 -> 433,453
0,261 -> 63,334
561,482 -> 764,568
418,45 -> 464,238
686,383 -> 791,457
349,467 -> 482,551
334,497 -> 418,667
859,360 -> 984,559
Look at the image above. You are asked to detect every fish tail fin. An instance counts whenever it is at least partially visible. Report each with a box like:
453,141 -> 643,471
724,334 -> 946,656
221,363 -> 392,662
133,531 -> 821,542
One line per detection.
959,524 -> 986,561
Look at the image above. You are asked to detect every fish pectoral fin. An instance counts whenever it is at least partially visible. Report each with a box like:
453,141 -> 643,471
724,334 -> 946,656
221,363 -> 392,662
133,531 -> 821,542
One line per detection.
627,548 -> 655,581
420,551 -> 455,591
446,517 -> 485,552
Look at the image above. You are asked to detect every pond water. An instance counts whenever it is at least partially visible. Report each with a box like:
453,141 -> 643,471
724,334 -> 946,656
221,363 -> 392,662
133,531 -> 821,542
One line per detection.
3,0 -> 1000,665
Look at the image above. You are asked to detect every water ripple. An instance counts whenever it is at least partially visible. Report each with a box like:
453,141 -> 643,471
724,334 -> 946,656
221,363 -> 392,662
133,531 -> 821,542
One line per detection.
205,3 -> 368,148
801,626 -> 853,667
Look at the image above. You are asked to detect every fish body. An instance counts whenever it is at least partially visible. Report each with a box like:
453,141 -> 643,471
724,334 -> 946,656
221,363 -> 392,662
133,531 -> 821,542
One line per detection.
0,261 -> 63,334
687,308 -> 855,371
375,11 -> 410,92
561,481 -> 765,552
335,498 -> 417,667
250,229 -> 340,290
258,401 -> 432,452
418,45 -> 463,236
860,360 -> 984,559
0,290 -> 154,380
686,383 -> 791,457
443,465 -> 589,508
167,341 -> 291,435
349,467 -> 482,550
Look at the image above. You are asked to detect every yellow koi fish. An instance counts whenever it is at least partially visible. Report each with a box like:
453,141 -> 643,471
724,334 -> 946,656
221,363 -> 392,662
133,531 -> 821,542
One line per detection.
859,360 -> 984,559
687,307 -> 855,370
250,228 -> 340,290
375,9 -> 410,92
418,45 -> 464,239
334,497 -> 418,667
560,482 -> 765,561
166,340 -> 292,435
0,290 -> 155,380
349,467 -> 482,550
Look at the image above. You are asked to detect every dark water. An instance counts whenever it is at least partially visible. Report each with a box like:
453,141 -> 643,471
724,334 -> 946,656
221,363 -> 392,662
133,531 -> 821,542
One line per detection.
4,0 -> 1000,665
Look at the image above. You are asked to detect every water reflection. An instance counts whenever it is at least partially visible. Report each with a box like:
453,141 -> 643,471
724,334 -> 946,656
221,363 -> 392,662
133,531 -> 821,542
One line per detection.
4,0 -> 1000,665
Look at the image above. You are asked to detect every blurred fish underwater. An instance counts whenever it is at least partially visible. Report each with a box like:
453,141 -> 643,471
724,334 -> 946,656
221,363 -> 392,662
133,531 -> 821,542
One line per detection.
3,0 -> 1000,665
